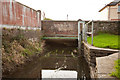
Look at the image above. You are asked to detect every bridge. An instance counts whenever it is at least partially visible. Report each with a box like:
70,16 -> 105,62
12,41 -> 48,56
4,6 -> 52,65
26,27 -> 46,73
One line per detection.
41,21 -> 88,38
41,20 -> 94,47
41,20 -> 78,40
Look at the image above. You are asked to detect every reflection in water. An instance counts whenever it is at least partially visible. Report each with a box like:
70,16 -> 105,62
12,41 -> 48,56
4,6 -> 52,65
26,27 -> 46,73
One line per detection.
5,39 -> 91,79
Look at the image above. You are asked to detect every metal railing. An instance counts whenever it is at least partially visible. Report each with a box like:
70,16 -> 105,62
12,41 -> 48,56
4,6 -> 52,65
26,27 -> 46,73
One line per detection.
78,21 -> 85,54
84,20 -> 94,45
78,20 -> 94,46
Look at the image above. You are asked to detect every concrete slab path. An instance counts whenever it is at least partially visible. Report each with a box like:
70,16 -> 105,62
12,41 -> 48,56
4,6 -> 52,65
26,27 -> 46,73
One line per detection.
96,53 -> 119,80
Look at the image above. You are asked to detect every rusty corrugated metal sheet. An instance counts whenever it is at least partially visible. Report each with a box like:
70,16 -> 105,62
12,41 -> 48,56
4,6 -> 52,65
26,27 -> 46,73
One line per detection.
1,0 -> 41,28
0,0 -> 2,25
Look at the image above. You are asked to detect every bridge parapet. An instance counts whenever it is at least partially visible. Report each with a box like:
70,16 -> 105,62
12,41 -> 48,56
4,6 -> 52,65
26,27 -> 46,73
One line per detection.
41,20 -> 78,37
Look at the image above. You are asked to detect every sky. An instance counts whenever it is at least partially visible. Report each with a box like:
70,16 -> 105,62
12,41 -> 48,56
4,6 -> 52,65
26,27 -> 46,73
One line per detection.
16,0 -> 113,20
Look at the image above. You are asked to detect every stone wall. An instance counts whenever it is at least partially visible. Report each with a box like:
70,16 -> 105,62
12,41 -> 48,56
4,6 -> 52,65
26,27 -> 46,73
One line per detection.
82,42 -> 119,78
82,42 -> 97,78
87,21 -> 119,35
41,21 -> 78,37
41,20 -> 119,37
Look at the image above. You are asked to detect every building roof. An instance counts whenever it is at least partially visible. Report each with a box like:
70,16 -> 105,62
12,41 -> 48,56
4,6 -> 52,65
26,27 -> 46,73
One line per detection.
99,0 -> 120,12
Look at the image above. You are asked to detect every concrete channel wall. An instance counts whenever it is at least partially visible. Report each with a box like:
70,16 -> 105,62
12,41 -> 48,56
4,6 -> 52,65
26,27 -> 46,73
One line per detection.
82,42 -> 119,78
0,0 -> 41,28
82,42 -> 97,78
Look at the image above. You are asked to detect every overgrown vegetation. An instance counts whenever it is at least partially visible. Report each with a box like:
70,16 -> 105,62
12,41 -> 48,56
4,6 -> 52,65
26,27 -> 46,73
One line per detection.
110,59 -> 120,79
3,30 -> 42,56
87,33 -> 119,49
2,28 -> 42,74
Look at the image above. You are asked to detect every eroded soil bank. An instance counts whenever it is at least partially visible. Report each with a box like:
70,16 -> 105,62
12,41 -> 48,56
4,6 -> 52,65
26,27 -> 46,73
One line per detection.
2,28 -> 43,76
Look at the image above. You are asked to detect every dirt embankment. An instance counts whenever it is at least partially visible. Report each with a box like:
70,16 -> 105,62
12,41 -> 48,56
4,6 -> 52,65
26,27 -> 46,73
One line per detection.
2,28 -> 44,76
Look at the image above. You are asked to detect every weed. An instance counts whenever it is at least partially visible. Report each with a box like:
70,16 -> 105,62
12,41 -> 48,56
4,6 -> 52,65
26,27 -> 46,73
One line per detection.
23,49 -> 33,55
110,59 -> 120,79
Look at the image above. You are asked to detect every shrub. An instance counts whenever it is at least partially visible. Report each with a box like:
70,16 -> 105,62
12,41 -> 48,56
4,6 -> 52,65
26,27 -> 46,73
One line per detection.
43,18 -> 52,20
110,59 -> 120,79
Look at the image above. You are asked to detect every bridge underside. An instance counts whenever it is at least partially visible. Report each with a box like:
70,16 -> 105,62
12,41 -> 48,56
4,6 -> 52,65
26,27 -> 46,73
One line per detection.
44,39 -> 78,47
42,34 -> 78,47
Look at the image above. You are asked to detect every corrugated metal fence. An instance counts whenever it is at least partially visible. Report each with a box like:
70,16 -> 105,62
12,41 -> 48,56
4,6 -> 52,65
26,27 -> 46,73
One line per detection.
0,0 -> 41,28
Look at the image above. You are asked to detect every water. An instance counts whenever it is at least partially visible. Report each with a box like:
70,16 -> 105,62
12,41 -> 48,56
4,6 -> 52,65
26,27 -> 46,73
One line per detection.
4,39 -> 91,79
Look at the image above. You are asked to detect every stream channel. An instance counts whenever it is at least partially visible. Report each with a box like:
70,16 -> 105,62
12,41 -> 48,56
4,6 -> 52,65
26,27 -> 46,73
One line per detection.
4,39 -> 91,80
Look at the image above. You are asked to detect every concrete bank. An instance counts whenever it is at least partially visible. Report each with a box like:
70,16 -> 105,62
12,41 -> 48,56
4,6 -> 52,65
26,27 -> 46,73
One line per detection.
96,53 -> 119,79
83,42 -> 119,79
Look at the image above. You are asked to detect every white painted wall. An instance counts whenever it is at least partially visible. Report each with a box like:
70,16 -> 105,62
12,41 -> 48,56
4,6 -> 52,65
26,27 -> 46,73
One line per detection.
99,7 -> 108,20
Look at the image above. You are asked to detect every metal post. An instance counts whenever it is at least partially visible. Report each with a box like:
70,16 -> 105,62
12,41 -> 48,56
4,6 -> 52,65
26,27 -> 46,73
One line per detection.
85,24 -> 88,42
85,20 -> 92,43
82,23 -> 85,41
78,21 -> 86,79
91,21 -> 94,46
82,24 -> 84,41
78,21 -> 85,55
78,21 -> 81,53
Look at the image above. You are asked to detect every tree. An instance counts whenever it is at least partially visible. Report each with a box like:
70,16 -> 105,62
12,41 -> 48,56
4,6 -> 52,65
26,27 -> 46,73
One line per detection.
43,18 -> 52,20
42,12 -> 52,20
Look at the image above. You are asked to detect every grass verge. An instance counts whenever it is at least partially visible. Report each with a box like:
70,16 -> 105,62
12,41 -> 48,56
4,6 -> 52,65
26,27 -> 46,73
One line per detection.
87,33 -> 119,49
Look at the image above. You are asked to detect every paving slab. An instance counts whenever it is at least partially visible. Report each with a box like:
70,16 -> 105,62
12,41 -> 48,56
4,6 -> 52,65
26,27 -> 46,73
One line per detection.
96,53 -> 119,79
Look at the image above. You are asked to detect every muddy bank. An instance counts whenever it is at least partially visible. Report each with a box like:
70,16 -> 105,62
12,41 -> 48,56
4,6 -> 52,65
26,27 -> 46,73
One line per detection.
2,28 -> 43,76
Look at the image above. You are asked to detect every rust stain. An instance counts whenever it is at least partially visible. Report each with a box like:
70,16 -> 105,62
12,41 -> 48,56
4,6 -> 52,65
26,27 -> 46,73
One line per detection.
1,0 -> 41,28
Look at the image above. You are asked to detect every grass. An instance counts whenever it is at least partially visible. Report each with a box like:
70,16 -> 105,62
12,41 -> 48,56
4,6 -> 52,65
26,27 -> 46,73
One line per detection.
110,59 -> 120,79
23,49 -> 33,55
87,33 -> 119,49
